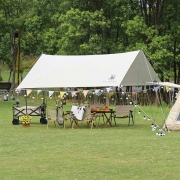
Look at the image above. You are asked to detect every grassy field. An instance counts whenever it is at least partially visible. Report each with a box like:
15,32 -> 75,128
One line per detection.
0,95 -> 180,180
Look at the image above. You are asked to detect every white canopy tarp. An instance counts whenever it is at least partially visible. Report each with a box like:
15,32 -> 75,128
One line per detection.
17,50 -> 160,89
146,82 -> 180,88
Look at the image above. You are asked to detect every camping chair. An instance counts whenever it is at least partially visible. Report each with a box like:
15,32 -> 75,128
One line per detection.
47,106 -> 67,129
70,105 -> 96,129
113,105 -> 134,126
90,103 -> 105,125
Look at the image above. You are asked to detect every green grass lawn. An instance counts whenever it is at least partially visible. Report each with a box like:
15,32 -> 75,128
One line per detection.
0,95 -> 179,180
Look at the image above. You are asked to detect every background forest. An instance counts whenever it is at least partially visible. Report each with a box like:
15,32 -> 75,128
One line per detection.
0,0 -> 180,88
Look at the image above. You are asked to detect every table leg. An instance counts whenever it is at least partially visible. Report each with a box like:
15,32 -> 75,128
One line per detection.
104,112 -> 113,127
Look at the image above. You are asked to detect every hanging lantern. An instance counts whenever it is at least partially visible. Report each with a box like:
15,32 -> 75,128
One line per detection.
16,99 -> 20,106
3,94 -> 8,101
10,95 -> 15,100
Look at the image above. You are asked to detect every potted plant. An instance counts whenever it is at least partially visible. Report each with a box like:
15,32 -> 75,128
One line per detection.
20,115 -> 32,127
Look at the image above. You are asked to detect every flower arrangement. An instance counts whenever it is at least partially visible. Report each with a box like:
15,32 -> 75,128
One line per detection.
20,115 -> 32,125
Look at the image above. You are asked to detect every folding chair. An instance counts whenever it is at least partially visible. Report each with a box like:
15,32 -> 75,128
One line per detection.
47,106 -> 67,129
113,105 -> 134,126
70,105 -> 96,129
47,107 -> 57,129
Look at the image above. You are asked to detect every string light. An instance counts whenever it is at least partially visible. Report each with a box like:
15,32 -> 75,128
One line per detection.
156,132 -> 165,136
143,116 -> 146,120
148,117 -> 150,121
138,111 -> 141,114
152,124 -> 157,131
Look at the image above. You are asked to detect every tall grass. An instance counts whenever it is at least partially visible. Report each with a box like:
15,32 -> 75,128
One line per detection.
0,96 -> 180,180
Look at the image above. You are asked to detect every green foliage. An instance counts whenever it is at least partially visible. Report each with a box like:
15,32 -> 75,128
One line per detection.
0,0 -> 180,83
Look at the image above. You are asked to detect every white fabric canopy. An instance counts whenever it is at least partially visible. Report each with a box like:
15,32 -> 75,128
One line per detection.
17,50 -> 160,89
165,93 -> 180,130
146,82 -> 180,88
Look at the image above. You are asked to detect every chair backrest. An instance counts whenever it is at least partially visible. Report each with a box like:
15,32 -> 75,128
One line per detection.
83,106 -> 92,119
47,107 -> 57,120
115,105 -> 133,116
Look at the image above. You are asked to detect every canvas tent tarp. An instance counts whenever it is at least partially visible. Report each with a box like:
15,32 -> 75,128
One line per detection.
17,50 -> 160,90
165,93 -> 180,130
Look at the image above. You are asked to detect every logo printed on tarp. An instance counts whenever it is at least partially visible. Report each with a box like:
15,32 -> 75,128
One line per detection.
108,74 -> 116,80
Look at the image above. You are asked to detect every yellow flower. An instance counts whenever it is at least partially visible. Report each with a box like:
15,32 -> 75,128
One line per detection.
20,115 -> 32,124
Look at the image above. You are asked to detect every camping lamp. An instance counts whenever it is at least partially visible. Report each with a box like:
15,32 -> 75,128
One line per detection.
16,99 -> 20,106
10,95 -> 15,100
153,80 -> 158,87
3,94 -> 8,101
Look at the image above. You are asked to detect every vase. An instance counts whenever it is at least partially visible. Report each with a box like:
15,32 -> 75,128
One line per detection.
22,124 -> 30,128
